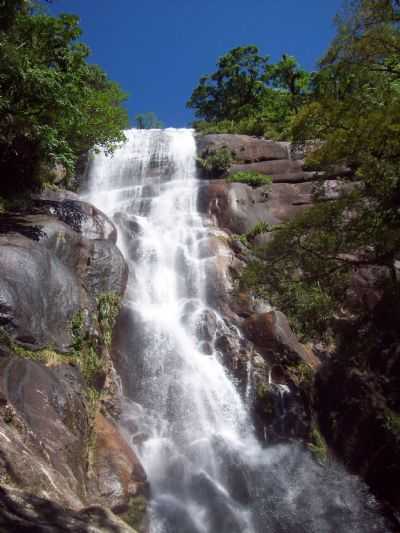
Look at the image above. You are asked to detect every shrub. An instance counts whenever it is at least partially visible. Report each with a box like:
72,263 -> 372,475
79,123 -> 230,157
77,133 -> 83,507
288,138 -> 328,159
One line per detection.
196,147 -> 233,177
227,171 -> 272,188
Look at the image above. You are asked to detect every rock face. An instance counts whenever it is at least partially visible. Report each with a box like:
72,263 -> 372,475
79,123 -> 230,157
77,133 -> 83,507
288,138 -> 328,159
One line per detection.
196,134 -> 400,517
196,134 -> 289,163
0,486 -> 137,532
91,413 -> 148,511
194,135 -> 323,445
0,191 -> 146,530
243,311 -> 320,368
196,133 -> 344,237
316,310 -> 400,512
0,191 -> 127,351
242,311 -> 319,444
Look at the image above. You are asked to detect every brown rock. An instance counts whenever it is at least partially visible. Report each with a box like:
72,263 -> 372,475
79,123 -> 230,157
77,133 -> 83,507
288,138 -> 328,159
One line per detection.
243,311 -> 320,368
196,134 -> 289,163
198,179 -> 313,236
0,358 -> 89,509
92,413 -> 147,512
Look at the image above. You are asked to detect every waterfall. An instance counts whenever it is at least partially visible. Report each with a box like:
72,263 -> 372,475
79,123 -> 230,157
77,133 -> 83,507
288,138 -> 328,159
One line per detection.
86,129 -> 391,533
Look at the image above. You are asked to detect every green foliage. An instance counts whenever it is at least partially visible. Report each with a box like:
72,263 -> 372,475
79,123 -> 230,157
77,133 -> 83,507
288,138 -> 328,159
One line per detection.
238,1 -> 400,340
123,495 -> 147,531
188,47 -> 311,139
257,0 -> 400,339
308,426 -> 329,463
384,407 -> 400,437
97,292 -> 121,349
70,293 -> 121,385
135,112 -> 163,129
0,328 -> 69,365
227,171 -> 272,188
197,146 -> 233,177
239,206 -> 352,340
187,46 -> 270,122
71,309 -> 85,353
0,5 -> 128,194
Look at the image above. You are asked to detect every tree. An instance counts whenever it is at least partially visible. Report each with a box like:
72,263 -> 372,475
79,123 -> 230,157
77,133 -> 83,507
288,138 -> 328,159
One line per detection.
187,46 -> 270,122
242,0 -> 400,338
0,4 -> 128,193
135,112 -> 163,129
187,46 -> 310,139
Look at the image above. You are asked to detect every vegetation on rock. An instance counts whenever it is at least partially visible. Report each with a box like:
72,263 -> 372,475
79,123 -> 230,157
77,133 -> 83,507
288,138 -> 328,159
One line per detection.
0,0 -> 128,194
196,146 -> 233,177
226,171 -> 272,188
236,0 -> 400,341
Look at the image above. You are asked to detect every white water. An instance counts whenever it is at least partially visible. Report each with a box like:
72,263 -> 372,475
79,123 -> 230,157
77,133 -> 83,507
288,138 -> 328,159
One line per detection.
87,129 -> 391,533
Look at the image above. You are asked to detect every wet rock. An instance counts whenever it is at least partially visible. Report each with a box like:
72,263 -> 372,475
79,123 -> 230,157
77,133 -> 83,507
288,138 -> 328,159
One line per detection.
85,239 -> 128,297
34,191 -> 118,242
195,309 -> 218,342
0,486 -> 137,532
0,233 -> 81,350
91,413 -> 148,516
240,311 -> 319,443
243,311 -> 320,368
0,193 -> 127,351
253,381 -> 312,444
0,357 -> 89,508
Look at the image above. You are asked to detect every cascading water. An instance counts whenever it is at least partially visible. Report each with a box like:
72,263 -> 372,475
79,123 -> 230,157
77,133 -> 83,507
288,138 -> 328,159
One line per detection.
86,129 -> 392,533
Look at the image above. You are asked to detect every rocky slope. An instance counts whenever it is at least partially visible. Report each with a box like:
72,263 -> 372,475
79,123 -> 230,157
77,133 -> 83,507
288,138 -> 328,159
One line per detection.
0,190 -> 147,532
0,132 -> 398,530
195,133 -> 400,520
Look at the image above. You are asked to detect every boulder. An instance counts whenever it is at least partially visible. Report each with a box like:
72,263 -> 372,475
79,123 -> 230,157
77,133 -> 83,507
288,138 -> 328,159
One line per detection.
0,193 -> 127,351
91,412 -> 148,513
243,311 -> 319,368
196,134 -> 289,163
0,486 -> 137,532
0,233 -> 81,350
198,179 -> 314,237
0,357 -> 89,509
33,191 -> 118,242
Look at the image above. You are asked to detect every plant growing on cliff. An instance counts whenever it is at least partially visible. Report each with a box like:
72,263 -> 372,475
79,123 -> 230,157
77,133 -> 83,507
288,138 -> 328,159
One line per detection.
97,292 -> 121,349
0,2 -> 128,194
197,147 -> 233,177
227,171 -> 272,188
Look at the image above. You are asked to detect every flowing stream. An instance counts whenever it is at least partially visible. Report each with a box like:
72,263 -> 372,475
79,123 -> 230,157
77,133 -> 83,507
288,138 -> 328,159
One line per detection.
87,128 -> 392,533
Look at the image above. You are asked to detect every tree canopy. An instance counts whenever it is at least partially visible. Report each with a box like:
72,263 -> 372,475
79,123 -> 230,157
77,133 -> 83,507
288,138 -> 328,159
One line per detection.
0,1 -> 128,193
135,112 -> 164,129
241,0 -> 400,339
187,46 -> 311,139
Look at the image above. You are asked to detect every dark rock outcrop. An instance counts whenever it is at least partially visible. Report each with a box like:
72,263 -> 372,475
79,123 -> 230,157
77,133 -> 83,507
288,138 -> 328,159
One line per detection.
242,311 -> 319,444
243,311 -> 320,368
0,486 -> 137,532
0,193 -> 127,351
316,311 -> 400,512
0,191 -> 146,530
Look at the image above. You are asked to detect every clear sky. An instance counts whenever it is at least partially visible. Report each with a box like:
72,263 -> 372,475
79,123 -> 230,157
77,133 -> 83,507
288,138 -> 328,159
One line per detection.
50,0 -> 343,128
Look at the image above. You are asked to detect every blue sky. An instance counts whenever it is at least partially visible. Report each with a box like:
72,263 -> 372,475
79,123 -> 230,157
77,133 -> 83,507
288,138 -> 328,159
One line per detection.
50,0 -> 343,127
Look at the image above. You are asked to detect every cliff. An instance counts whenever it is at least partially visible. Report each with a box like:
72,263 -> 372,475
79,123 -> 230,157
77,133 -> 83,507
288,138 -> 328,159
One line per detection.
0,190 -> 147,532
195,133 -> 400,518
